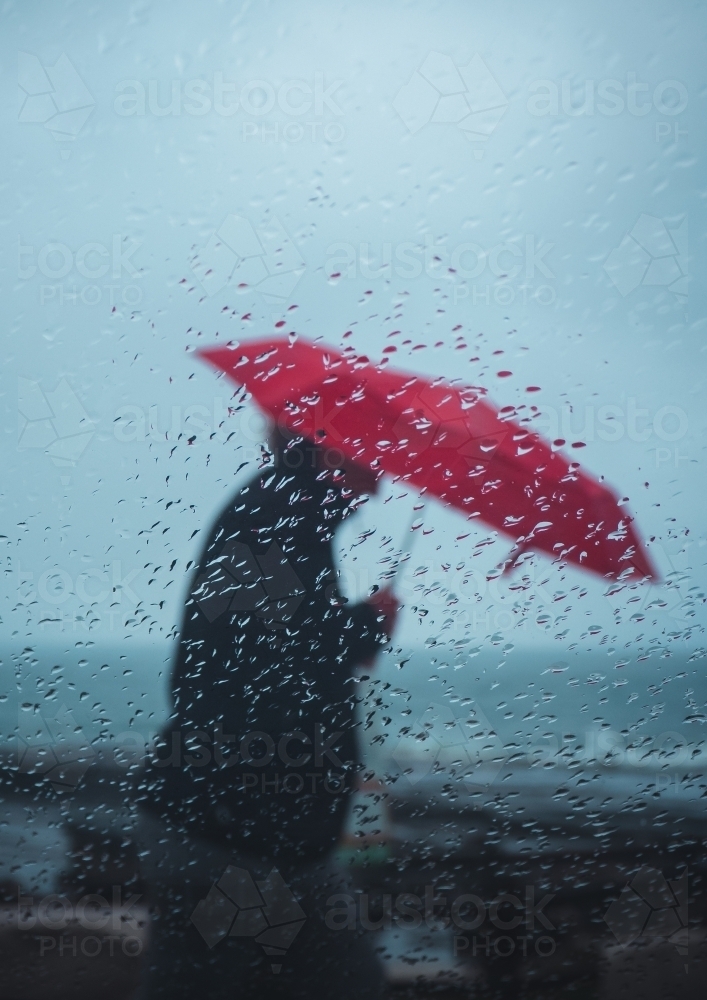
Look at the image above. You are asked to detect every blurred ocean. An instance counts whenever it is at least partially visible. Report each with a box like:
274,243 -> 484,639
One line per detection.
2,638 -> 704,771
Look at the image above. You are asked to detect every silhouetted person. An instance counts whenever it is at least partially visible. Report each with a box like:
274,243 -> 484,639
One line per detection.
135,434 -> 397,999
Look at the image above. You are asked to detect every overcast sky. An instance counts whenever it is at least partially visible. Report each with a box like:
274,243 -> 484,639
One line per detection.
2,0 -> 705,688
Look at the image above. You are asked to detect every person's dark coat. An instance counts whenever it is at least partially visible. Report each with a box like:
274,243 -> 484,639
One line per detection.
139,444 -> 386,862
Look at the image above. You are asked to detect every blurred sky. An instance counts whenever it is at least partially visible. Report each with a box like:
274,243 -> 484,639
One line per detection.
1,0 -> 706,726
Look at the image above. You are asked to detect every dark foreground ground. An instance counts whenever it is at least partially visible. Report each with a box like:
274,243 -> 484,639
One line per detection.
0,760 -> 705,1000
1,865 -> 705,1000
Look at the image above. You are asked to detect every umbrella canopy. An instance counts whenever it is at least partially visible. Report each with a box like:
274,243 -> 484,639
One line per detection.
198,337 -> 655,582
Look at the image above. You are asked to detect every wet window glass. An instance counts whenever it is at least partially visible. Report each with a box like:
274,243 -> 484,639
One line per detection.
3,3 -> 704,998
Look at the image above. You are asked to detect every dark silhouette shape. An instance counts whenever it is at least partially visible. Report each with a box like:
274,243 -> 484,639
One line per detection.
134,438 -> 394,998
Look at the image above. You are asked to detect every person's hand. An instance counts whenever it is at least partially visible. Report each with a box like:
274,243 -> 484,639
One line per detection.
358,587 -> 400,671
366,586 -> 399,639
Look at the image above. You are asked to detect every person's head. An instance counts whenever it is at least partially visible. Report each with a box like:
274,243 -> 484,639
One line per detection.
268,427 -> 380,498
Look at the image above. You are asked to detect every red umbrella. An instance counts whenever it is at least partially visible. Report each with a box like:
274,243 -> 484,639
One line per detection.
198,337 -> 655,582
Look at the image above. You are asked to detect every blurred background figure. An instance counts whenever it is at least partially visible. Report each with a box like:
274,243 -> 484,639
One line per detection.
135,432 -> 398,998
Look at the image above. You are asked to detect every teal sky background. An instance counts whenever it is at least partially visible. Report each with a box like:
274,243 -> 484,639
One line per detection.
1,0 -> 705,746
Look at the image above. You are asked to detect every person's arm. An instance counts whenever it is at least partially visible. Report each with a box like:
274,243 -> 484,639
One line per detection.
337,587 -> 400,667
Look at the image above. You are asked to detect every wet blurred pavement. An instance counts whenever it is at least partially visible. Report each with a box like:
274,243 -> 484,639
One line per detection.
1,759 -> 705,999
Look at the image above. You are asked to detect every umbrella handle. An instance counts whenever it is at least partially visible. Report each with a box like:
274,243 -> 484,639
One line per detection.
499,538 -> 533,577
388,513 -> 418,590
367,513 -> 416,598
359,513 -> 416,668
